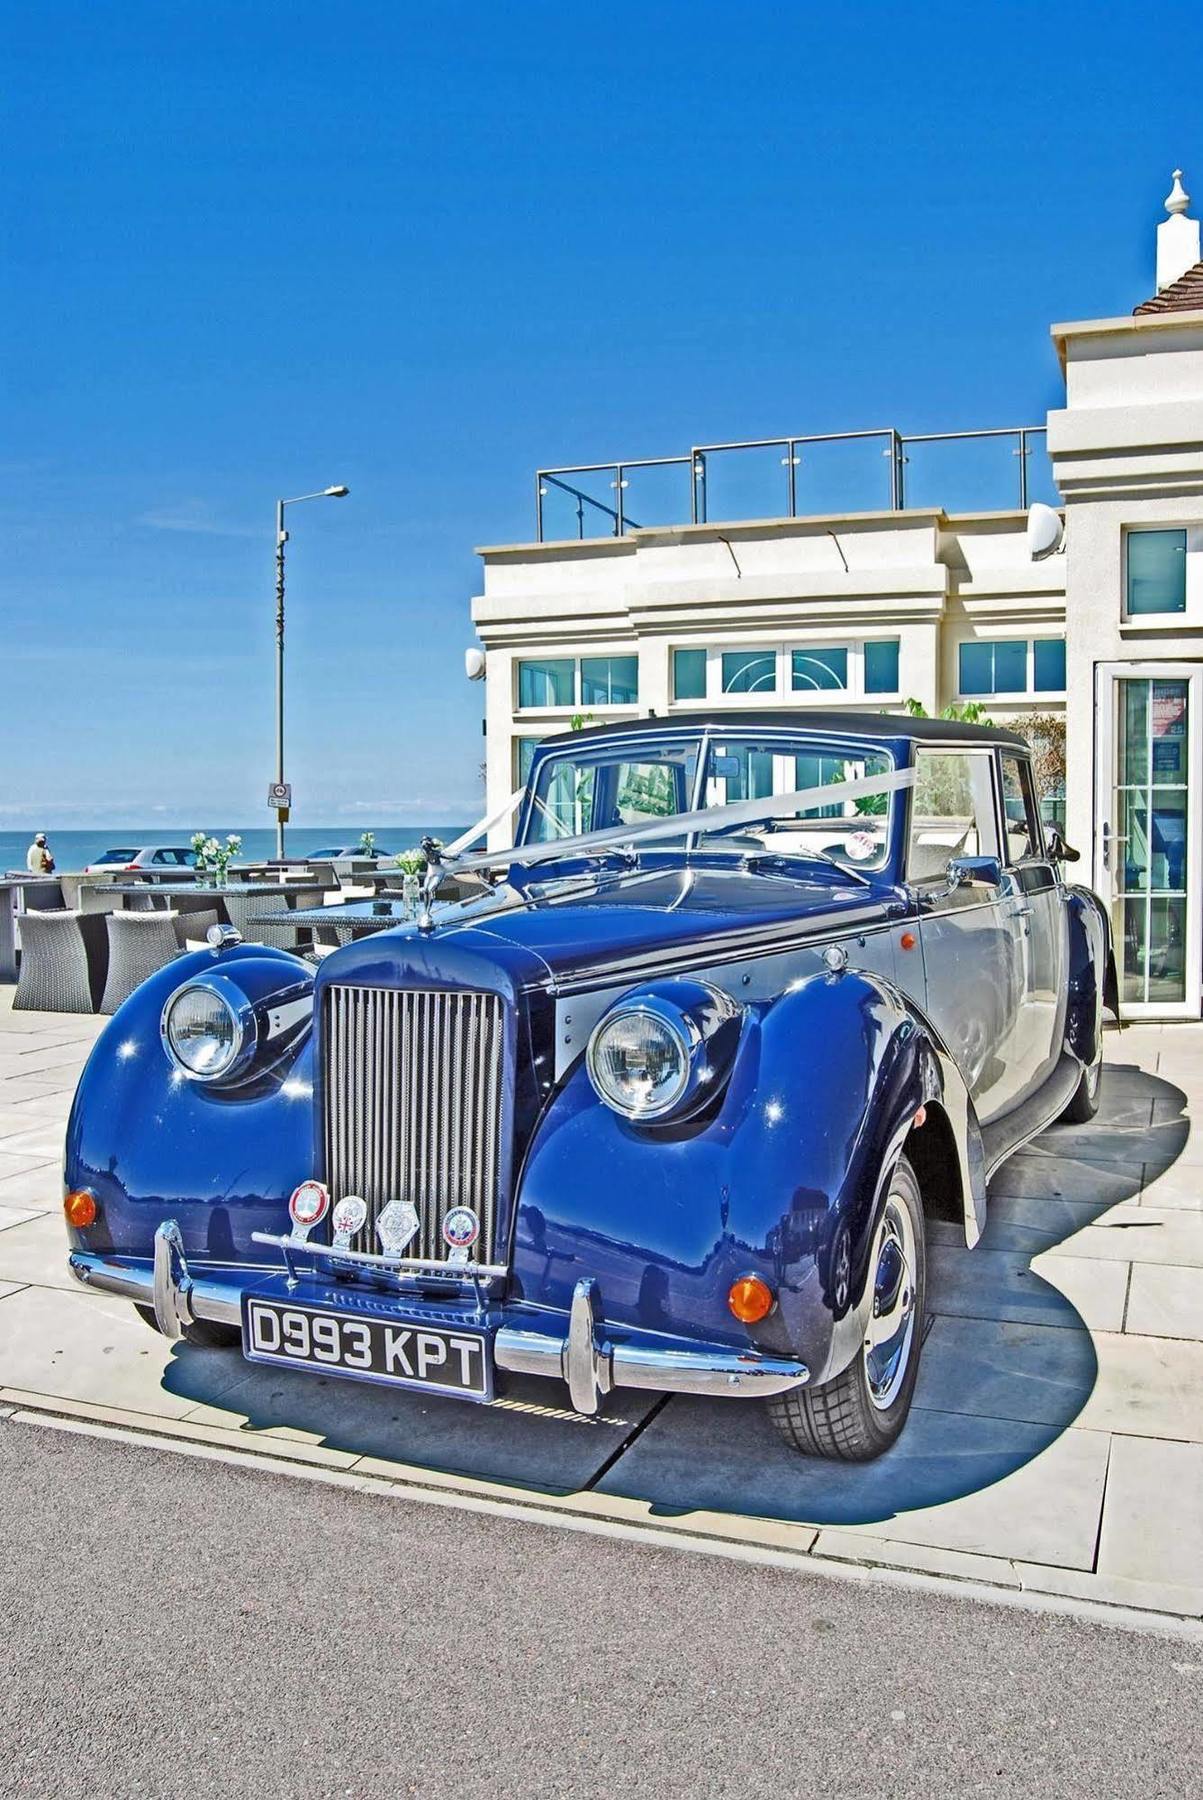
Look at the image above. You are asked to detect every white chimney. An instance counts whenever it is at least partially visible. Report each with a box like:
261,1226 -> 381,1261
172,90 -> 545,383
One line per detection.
1157,168 -> 1201,291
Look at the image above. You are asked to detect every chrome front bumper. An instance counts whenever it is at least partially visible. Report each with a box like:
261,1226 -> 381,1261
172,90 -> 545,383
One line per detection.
68,1222 -> 809,1416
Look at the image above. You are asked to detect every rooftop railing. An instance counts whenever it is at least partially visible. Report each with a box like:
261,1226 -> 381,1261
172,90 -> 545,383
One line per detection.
534,424 -> 1054,542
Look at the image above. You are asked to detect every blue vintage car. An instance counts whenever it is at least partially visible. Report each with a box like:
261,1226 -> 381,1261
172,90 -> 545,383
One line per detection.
64,713 -> 1117,1460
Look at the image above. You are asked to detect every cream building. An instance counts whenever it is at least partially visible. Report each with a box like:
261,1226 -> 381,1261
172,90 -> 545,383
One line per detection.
471,172 -> 1203,1020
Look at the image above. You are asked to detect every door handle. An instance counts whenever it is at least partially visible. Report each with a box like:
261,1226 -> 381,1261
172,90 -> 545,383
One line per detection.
1102,821 -> 1110,870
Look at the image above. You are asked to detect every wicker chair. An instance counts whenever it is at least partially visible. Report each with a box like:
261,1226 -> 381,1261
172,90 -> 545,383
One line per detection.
173,908 -> 220,949
13,911 -> 108,1013
100,911 -> 184,1015
219,889 -> 281,944
21,880 -> 65,911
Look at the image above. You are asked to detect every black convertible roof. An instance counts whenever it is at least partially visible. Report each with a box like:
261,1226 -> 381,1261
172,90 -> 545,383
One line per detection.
546,709 -> 1029,750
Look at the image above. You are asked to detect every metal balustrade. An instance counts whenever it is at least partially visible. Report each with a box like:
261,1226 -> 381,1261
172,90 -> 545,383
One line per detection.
534,424 -> 1051,541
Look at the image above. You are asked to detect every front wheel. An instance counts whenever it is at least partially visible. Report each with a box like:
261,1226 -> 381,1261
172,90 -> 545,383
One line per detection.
135,1303 -> 241,1349
767,1155 -> 926,1461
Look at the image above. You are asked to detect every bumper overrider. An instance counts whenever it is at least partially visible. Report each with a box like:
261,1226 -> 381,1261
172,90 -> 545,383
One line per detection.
68,1221 -> 809,1417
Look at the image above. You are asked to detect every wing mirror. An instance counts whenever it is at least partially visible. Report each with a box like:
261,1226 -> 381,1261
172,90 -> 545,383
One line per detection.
946,855 -> 1002,892
1045,825 -> 1081,864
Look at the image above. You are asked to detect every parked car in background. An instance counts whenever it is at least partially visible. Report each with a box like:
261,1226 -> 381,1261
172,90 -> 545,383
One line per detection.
82,846 -> 198,874
65,712 -> 1117,1462
305,845 -> 394,864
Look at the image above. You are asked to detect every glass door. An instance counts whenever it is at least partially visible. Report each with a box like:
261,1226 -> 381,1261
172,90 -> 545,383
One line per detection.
1095,665 -> 1202,1019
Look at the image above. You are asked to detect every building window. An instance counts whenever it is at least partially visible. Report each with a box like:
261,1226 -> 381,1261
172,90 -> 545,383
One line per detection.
864,640 -> 901,694
518,658 -> 575,709
516,738 -> 541,785
672,647 -> 707,701
580,655 -> 638,706
722,650 -> 777,695
1033,638 -> 1067,692
516,655 -> 638,710
790,648 -> 848,692
958,638 -> 1065,698
1126,529 -> 1187,616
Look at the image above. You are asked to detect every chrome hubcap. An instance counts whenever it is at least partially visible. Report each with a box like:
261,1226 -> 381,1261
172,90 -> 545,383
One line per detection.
863,1193 -> 917,1412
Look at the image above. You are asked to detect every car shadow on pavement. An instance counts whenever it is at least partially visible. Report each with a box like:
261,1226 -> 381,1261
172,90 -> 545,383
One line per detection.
158,1064 -> 1191,1536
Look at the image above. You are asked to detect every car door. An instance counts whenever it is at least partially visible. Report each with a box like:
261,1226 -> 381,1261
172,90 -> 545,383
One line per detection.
903,746 -> 1023,1125
998,749 -> 1067,1104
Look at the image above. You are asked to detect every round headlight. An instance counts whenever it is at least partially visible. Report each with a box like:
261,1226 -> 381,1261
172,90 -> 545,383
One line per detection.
162,982 -> 250,1082
586,1005 -> 691,1120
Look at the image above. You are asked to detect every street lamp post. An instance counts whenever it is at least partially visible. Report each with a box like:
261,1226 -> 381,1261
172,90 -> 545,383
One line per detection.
273,485 -> 349,857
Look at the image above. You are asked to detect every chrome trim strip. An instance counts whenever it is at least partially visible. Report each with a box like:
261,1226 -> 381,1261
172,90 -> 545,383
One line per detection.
250,1230 -> 507,1281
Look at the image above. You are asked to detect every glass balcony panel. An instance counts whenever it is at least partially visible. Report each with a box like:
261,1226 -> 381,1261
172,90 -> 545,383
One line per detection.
789,435 -> 895,514
901,434 -> 1032,514
619,462 -> 693,531
539,470 -> 622,540
697,445 -> 789,525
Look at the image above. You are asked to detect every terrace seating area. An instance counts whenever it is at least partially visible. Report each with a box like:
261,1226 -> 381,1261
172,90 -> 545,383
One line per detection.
0,866 -> 360,1012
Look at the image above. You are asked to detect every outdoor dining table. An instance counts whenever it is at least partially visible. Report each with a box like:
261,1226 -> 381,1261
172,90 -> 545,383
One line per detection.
250,899 -> 414,941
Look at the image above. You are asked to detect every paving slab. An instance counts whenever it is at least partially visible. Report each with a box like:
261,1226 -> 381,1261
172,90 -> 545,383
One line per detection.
0,1284 -> 248,1417
1096,1435 -> 1203,1587
0,1211 -> 81,1291
1041,1204 -> 1203,1268
595,1395 -> 1111,1569
1014,1562 -> 1203,1619
930,1244 -> 1129,1332
1125,1264 -> 1203,1340
168,1355 -> 662,1494
1141,1161 -> 1203,1209
0,1281 -> 25,1302
1071,1332 -> 1203,1443
0,1149 -> 59,1182
0,1203 -> 42,1232
0,1122 -> 66,1160
810,1529 -> 1021,1589
914,1315 -> 1097,1430
0,1165 -> 62,1207
984,1152 -> 1145,1203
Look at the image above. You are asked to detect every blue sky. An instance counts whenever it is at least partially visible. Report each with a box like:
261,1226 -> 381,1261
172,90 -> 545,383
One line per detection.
4,1 -> 1201,828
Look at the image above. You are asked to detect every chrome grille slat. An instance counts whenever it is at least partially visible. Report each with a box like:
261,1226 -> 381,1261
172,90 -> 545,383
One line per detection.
322,985 -> 504,1264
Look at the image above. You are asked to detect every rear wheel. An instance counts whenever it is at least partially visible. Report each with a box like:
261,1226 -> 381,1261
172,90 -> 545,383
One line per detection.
135,1303 -> 241,1349
767,1155 -> 926,1461
1060,1034 -> 1103,1124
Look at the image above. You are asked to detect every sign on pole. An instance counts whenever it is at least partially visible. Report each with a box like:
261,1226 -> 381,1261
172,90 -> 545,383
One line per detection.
267,781 -> 292,809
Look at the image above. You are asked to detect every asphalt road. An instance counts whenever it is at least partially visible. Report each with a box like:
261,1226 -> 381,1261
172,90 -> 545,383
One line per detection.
1,1416 -> 1197,1800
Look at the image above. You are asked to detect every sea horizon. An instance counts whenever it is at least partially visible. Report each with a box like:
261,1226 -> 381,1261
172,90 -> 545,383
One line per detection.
1,823 -> 472,875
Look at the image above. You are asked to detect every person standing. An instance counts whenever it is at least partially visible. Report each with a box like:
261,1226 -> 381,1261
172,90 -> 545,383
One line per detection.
25,833 -> 54,874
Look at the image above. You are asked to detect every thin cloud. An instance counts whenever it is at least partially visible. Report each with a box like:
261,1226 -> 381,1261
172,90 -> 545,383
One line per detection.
136,501 -> 259,539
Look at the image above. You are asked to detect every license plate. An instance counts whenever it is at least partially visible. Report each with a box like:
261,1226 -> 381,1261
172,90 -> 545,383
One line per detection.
241,1296 -> 492,1400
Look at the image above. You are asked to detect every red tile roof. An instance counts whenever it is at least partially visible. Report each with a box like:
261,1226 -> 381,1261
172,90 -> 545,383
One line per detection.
1134,262 -> 1203,314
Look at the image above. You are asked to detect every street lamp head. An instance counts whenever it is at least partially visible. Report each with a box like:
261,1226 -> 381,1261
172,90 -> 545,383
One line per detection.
325,485 -> 350,498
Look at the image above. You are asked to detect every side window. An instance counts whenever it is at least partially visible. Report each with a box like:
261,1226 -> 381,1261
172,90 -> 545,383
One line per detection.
999,755 -> 1043,862
907,751 -> 1000,885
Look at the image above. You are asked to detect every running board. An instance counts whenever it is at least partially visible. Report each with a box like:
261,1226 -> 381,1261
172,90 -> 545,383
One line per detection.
980,1052 -> 1082,1178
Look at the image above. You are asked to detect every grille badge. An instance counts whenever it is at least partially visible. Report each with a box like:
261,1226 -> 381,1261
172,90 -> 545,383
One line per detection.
332,1195 -> 368,1250
377,1200 -> 420,1257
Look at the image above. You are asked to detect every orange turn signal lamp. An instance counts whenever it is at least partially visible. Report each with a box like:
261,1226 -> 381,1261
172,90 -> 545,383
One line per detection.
727,1274 -> 775,1324
64,1189 -> 98,1229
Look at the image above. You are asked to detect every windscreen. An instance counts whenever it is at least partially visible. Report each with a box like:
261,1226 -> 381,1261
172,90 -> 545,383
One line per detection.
523,734 -> 894,870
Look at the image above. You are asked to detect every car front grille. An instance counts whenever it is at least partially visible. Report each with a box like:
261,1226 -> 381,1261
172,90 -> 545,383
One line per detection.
321,984 -> 505,1263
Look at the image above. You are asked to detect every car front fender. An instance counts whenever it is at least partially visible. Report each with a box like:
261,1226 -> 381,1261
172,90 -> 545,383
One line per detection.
63,945 -> 317,1264
509,968 -> 983,1386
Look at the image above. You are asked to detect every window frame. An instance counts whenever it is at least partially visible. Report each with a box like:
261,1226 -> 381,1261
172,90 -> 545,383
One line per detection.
1122,526 -> 1202,625
670,637 -> 904,707
998,750 -> 1047,866
905,746 -> 1002,888
955,636 -> 1067,701
515,653 -> 641,715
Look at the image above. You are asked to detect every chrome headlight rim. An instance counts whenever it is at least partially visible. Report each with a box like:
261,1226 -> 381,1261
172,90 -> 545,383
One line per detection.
586,996 -> 698,1122
160,974 -> 258,1085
